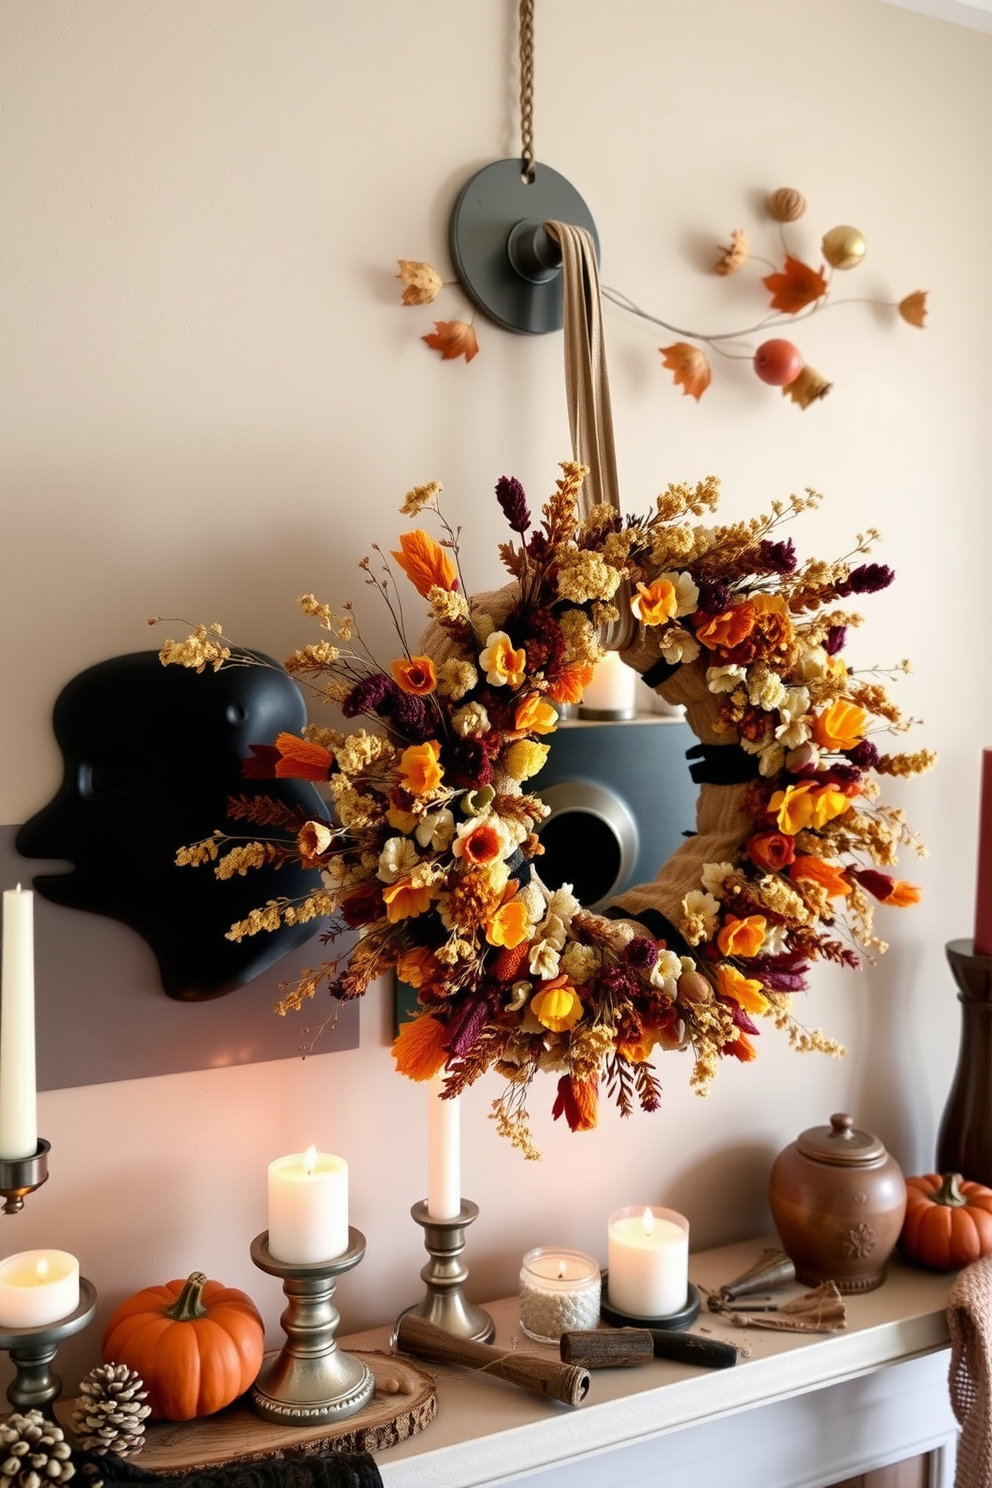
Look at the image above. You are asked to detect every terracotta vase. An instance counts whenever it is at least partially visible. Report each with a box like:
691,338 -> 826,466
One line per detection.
769,1113 -> 907,1293
936,939 -> 992,1187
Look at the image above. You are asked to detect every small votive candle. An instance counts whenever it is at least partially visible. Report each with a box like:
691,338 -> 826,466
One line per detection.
607,1206 -> 688,1319
0,1250 -> 80,1330
519,1247 -> 601,1343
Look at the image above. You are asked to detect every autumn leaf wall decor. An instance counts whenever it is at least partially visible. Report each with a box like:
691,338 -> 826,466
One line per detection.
397,187 -> 928,408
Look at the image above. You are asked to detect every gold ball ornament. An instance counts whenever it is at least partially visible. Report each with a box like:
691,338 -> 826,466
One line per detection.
821,225 -> 866,270
766,187 -> 807,223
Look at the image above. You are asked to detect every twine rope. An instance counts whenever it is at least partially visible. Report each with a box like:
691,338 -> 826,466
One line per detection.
519,0 -> 536,182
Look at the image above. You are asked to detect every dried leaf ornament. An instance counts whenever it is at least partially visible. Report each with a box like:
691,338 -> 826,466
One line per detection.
782,365 -> 833,410
714,228 -> 749,276
423,320 -> 479,363
898,291 -> 928,328
396,260 -> 443,306
762,255 -> 829,315
660,342 -> 712,400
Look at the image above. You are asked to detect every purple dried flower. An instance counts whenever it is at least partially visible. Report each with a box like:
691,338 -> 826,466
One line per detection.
495,475 -> 531,534
445,737 -> 493,790
755,538 -> 797,573
838,562 -> 895,597
696,580 -> 731,614
390,692 -> 434,741
756,968 -> 809,992
848,740 -> 879,769
724,1003 -> 760,1035
827,762 -> 862,786
825,624 -> 847,656
445,993 -> 498,1058
342,673 -> 395,718
623,936 -> 659,972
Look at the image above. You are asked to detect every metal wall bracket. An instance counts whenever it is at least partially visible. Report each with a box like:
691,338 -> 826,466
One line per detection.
449,159 -> 598,334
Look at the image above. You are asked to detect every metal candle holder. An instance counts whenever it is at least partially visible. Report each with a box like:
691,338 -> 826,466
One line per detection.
398,1199 -> 494,1343
249,1229 -> 375,1426
0,1140 -> 50,1215
0,1277 -> 97,1416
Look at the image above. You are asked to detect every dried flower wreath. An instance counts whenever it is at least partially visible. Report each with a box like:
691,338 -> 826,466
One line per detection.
160,465 -> 933,1158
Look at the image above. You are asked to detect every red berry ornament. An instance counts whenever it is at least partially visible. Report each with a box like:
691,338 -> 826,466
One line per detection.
753,339 -> 803,387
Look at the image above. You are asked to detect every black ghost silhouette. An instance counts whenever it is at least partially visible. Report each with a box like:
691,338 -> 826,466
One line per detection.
17,651 -> 327,1000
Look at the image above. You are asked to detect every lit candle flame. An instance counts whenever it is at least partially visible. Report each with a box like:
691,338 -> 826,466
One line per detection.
304,1144 -> 317,1175
642,1207 -> 655,1236
35,1258 -> 49,1283
557,1261 -> 566,1279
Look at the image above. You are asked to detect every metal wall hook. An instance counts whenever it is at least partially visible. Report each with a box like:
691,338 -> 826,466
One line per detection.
449,159 -> 598,334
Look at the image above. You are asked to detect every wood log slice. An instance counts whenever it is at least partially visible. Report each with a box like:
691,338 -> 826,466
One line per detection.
60,1352 -> 437,1474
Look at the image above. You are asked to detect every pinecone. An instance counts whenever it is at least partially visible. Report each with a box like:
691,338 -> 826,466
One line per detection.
0,1411 -> 75,1488
71,1365 -> 150,1458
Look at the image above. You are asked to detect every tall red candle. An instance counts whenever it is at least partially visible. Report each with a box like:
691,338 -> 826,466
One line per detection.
974,750 -> 992,956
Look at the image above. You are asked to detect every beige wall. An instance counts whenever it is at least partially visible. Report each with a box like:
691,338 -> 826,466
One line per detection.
1,0 -> 991,1392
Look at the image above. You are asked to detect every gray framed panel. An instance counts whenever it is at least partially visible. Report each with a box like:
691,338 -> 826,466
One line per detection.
0,826 -> 357,1090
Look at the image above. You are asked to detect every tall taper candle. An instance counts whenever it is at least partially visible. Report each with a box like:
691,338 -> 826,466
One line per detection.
975,751 -> 992,957
0,886 -> 37,1161
427,1076 -> 460,1219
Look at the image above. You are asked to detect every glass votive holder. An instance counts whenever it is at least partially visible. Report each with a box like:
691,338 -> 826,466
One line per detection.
519,1246 -> 601,1344
606,1205 -> 689,1320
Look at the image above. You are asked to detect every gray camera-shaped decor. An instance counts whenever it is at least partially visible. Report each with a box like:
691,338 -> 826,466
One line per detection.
534,716 -> 697,909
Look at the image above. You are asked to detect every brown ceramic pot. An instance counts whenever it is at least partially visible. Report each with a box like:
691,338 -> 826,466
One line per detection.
769,1113 -> 907,1293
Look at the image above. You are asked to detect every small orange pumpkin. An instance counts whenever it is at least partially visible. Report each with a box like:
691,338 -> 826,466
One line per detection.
899,1173 -> 992,1271
102,1271 -> 265,1420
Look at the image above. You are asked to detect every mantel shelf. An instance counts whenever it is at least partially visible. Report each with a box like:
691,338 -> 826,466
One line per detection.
335,1237 -> 954,1488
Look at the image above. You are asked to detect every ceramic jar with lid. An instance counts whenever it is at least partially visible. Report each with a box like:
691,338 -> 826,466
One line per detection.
768,1112 -> 907,1293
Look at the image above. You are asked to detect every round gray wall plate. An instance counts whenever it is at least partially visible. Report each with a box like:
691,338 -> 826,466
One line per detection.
449,158 -> 599,334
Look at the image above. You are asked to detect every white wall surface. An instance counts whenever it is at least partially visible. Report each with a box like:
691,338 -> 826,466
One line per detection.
1,0 -> 990,1399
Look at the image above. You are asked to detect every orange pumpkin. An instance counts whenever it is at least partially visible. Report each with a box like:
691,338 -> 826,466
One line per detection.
899,1173 -> 992,1271
102,1271 -> 265,1420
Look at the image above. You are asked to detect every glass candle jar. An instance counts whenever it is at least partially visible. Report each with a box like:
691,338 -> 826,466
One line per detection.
519,1247 -> 601,1343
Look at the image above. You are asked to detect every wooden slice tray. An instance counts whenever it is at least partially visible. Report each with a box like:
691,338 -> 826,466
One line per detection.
62,1352 -> 437,1474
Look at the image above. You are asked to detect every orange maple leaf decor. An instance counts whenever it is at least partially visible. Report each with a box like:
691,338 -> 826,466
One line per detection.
660,342 -> 711,401
762,255 -> 828,315
423,320 -> 479,363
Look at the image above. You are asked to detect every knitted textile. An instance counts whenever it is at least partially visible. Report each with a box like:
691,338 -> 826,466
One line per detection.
76,1449 -> 383,1488
947,1255 -> 992,1488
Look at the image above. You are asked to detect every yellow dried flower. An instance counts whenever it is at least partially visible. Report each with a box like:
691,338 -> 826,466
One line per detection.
401,480 -> 443,516
159,624 -> 230,673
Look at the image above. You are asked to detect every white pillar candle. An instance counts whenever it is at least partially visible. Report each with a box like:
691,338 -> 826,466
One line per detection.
519,1247 -> 601,1343
578,652 -> 637,720
0,886 -> 38,1162
0,1250 -> 79,1330
267,1146 -> 349,1263
426,1076 -> 460,1220
607,1206 -> 689,1318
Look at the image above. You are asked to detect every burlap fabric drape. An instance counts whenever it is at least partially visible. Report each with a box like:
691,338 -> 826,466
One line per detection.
947,1256 -> 992,1488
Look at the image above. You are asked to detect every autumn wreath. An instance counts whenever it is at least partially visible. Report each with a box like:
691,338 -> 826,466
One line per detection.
162,464 -> 933,1158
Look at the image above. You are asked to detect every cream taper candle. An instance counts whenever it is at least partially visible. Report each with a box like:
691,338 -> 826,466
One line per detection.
0,886 -> 38,1162
427,1076 -> 460,1219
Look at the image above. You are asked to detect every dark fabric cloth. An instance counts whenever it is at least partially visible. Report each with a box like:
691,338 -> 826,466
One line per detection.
685,742 -> 760,786
78,1449 -> 384,1488
640,657 -> 679,690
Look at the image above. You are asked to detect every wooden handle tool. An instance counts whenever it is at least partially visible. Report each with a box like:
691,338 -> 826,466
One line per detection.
395,1314 -> 591,1406
560,1326 -> 738,1370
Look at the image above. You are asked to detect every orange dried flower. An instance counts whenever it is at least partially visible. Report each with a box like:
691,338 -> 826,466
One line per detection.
274,732 -> 334,781
812,699 -> 867,751
392,1015 -> 449,1081
392,530 -> 458,596
547,664 -> 594,705
513,693 -> 558,735
382,876 -> 435,923
390,655 -> 438,695
633,577 -> 678,626
695,603 -> 756,651
485,896 -> 530,949
717,915 -> 767,958
791,856 -> 852,899
398,740 -> 443,796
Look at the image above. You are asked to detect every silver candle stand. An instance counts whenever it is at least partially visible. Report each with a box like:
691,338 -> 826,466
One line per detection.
397,1199 -> 495,1343
0,1140 -> 50,1215
0,1279 -> 97,1416
249,1229 -> 375,1426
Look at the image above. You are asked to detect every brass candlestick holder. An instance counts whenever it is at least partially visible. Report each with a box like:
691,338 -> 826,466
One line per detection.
249,1229 -> 375,1426
397,1199 -> 494,1343
0,1140 -> 50,1215
0,1277 -> 97,1416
